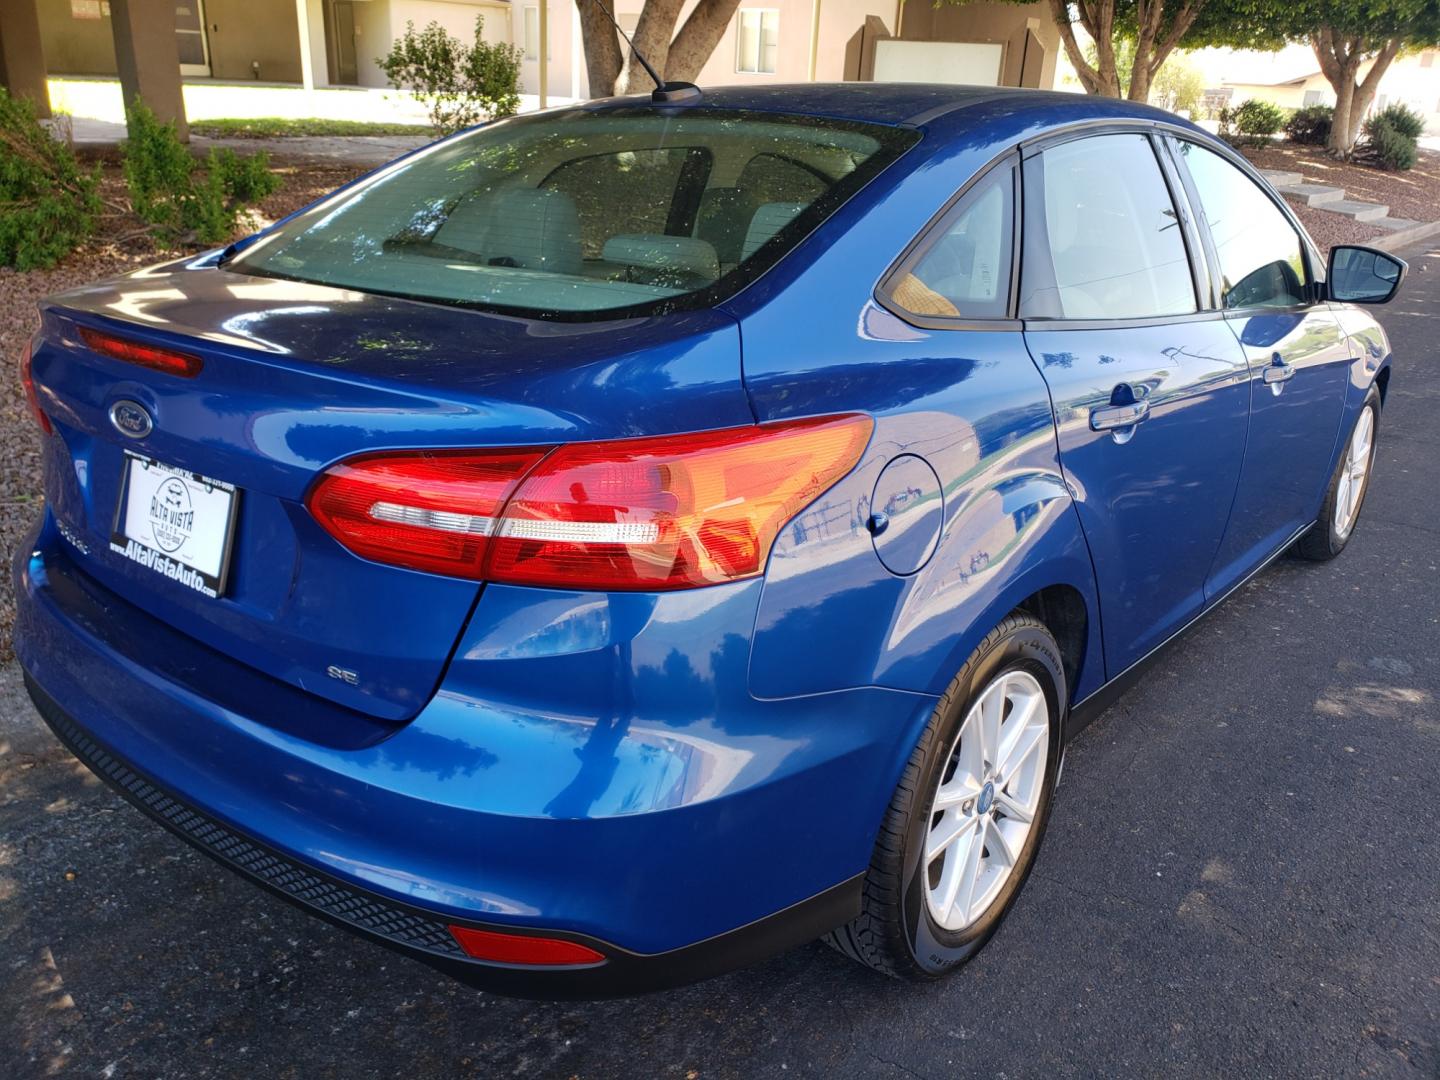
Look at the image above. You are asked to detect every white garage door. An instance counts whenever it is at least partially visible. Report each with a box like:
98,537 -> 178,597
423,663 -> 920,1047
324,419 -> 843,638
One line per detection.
873,40 -> 1004,86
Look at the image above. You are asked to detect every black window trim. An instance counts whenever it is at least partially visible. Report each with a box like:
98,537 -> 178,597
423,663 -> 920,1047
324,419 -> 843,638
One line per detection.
874,150 -> 1023,332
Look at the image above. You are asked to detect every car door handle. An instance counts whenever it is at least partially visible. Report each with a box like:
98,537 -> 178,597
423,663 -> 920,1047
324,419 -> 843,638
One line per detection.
1263,357 -> 1296,384
1090,399 -> 1151,431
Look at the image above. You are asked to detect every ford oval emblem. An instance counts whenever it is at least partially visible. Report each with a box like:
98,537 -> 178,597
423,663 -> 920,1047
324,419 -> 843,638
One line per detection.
109,399 -> 153,439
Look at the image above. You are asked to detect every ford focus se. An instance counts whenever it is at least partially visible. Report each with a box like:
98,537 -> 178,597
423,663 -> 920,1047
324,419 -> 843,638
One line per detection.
15,85 -> 1404,996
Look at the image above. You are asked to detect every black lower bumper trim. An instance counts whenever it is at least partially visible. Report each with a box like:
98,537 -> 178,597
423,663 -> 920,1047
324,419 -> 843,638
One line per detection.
24,671 -> 863,998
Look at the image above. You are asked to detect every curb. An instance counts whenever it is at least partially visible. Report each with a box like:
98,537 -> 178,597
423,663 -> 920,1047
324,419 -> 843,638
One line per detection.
1373,219 -> 1440,253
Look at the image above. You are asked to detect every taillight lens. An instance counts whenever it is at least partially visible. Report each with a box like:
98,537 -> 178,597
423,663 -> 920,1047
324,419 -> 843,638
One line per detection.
78,325 -> 203,378
489,415 -> 873,590
307,414 -> 872,590
19,338 -> 52,434
306,448 -> 549,578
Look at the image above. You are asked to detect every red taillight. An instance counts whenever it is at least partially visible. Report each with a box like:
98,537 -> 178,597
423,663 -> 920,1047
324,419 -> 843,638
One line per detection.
19,338 -> 53,434
307,414 -> 873,590
306,448 -> 549,579
488,415 -> 873,590
77,325 -> 203,378
447,925 -> 606,966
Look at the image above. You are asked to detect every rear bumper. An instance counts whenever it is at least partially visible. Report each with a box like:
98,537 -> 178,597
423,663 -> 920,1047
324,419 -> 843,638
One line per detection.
14,512 -> 934,995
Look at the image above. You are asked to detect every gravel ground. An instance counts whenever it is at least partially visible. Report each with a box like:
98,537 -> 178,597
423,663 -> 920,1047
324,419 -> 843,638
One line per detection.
0,157 -> 365,660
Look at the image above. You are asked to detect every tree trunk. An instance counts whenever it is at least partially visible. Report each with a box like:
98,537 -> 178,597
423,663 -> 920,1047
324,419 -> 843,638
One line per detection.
1347,38 -> 1403,148
620,0 -> 683,92
1312,30 -> 1400,158
1045,0 -> 1121,97
667,0 -> 744,82
575,0 -> 624,98
1129,0 -> 1203,103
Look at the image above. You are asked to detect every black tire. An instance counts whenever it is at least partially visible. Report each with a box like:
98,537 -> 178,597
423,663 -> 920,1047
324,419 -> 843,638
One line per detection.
1296,388 -> 1381,562
825,612 -> 1065,980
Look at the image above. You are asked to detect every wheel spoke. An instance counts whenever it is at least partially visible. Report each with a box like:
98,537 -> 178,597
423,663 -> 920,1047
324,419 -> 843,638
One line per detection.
993,786 -> 1035,824
926,810 -> 972,860
986,816 -> 1021,867
996,711 -> 1045,781
935,823 -> 978,921
954,819 -> 986,923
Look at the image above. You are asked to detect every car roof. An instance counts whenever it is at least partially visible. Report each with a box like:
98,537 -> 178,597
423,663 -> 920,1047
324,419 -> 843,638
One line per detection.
584,82 -> 1184,130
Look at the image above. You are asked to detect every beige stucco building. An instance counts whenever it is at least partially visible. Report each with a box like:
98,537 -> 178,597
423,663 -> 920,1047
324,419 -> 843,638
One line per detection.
19,0 -> 1060,98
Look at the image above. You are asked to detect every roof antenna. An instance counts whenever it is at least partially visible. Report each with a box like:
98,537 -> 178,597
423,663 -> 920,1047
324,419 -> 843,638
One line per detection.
589,0 -> 702,104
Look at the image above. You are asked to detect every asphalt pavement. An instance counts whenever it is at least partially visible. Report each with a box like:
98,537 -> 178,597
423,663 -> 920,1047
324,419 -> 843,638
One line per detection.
3,248 -> 1438,1079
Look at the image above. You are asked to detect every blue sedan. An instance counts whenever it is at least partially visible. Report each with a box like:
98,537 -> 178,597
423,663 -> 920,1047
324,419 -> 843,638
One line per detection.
14,84 -> 1403,995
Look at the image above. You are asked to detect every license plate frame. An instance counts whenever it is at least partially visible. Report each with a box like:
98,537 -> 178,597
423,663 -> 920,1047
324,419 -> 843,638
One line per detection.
109,450 -> 241,599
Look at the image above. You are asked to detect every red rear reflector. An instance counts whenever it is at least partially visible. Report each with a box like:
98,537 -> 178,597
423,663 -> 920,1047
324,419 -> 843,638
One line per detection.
447,925 -> 606,966
19,338 -> 52,434
307,414 -> 873,590
306,448 -> 549,579
78,325 -> 203,378
487,414 -> 873,590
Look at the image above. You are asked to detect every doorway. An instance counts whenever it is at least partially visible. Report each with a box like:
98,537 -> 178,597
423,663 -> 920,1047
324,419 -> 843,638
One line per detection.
175,0 -> 212,77
324,0 -> 360,85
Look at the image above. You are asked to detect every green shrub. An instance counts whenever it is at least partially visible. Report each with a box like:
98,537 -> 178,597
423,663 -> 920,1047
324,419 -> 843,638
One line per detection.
1229,99 -> 1287,137
1364,116 -> 1418,171
1285,103 -> 1333,146
378,17 -> 521,135
0,89 -> 101,269
1371,101 -> 1425,141
122,101 -> 280,246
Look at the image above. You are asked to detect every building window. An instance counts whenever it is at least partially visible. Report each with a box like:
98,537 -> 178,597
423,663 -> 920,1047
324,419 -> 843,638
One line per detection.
736,10 -> 779,74
524,6 -> 549,61
1302,90 -> 1323,107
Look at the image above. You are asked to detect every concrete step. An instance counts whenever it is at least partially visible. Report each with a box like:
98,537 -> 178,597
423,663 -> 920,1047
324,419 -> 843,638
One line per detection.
1370,216 -> 1422,232
1260,169 -> 1305,187
1324,199 -> 1391,223
1276,182 -> 1347,206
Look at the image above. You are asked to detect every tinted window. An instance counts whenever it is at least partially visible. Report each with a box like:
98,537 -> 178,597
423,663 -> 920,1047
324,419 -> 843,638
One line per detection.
1177,140 -> 1307,309
231,109 -> 917,320
543,147 -> 709,260
1021,133 -> 1196,320
890,164 -> 1013,319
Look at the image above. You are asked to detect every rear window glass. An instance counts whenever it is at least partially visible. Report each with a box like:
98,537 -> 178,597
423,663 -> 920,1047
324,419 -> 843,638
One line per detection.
229,108 -> 918,320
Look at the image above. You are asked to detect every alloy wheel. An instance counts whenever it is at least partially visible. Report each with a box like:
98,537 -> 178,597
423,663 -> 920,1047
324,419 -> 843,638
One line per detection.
923,670 -> 1049,933
1334,405 -> 1375,539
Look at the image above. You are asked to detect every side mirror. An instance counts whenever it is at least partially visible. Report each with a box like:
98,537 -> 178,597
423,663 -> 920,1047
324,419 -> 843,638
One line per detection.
1327,245 -> 1407,305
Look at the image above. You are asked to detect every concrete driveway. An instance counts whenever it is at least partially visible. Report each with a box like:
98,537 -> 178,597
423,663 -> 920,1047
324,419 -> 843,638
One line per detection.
3,248 -> 1438,1079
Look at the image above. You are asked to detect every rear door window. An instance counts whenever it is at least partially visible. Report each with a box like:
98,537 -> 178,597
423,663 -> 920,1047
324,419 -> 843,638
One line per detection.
1020,133 -> 1197,321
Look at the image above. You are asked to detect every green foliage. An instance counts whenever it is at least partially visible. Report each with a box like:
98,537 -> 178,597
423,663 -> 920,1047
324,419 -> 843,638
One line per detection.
1220,98 -> 1287,144
1371,101 -> 1425,140
0,89 -> 101,269
1150,56 -> 1206,115
377,17 -> 522,135
189,117 -> 429,139
1364,117 -> 1419,170
1363,107 -> 1421,170
123,101 -> 281,247
1285,103 -> 1334,145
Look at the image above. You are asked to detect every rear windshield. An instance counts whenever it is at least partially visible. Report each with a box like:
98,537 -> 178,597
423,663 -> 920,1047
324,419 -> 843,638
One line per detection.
229,108 -> 918,320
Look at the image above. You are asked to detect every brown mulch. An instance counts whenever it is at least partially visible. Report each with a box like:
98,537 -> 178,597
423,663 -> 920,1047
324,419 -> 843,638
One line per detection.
0,157 -> 365,658
1245,144 -> 1440,230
